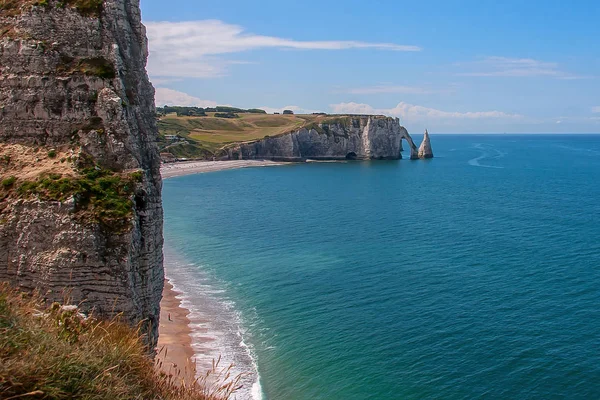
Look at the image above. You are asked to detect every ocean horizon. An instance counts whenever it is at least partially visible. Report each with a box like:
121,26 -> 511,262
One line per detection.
163,133 -> 600,399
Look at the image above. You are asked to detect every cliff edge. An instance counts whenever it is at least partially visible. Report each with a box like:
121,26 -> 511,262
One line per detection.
0,0 -> 163,347
222,115 -> 419,161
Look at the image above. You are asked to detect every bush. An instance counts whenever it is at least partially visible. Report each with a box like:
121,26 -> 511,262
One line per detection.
1,176 -> 16,188
214,112 -> 238,119
157,106 -> 207,117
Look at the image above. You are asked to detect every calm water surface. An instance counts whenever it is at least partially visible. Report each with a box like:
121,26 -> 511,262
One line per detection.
163,134 -> 600,399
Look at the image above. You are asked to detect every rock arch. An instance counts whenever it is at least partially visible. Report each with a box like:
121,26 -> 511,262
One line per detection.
399,127 -> 419,159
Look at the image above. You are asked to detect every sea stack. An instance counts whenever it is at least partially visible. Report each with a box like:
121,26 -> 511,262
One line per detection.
418,129 -> 434,159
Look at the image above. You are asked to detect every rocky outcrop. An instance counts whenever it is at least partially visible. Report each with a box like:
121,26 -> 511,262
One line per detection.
0,1 -> 163,348
223,116 -> 419,161
418,129 -> 434,159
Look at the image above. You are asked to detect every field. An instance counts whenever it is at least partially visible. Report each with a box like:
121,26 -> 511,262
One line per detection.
157,113 -> 353,159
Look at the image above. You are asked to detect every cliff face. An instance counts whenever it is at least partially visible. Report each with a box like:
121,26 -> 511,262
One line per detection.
0,1 -> 163,347
223,116 -> 419,161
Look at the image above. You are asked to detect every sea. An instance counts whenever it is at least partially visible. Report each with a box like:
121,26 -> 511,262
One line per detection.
162,134 -> 600,400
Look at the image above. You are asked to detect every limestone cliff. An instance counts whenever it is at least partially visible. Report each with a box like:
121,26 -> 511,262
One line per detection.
0,0 -> 163,347
418,129 -> 434,159
222,115 -> 419,161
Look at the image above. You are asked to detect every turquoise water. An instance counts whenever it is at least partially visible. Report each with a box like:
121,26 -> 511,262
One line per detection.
163,134 -> 600,400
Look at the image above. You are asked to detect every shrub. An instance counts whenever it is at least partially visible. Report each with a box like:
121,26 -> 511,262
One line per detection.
1,176 -> 16,188
214,112 -> 238,119
47,149 -> 57,158
129,170 -> 144,183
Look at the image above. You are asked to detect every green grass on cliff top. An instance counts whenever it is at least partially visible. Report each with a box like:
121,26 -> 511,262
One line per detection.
158,113 -> 385,157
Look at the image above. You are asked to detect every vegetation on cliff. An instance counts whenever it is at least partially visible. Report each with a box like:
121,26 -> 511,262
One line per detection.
56,56 -> 117,79
157,111 -> 384,160
0,0 -> 103,17
0,283 -> 241,399
0,151 -> 142,229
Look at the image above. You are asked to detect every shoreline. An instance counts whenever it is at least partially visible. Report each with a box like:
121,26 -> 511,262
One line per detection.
156,279 -> 197,385
160,247 -> 263,399
160,160 -> 286,179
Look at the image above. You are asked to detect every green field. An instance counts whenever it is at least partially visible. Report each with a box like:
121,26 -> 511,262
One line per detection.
157,113 -> 352,159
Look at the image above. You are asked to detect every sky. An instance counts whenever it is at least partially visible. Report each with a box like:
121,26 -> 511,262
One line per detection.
140,0 -> 600,133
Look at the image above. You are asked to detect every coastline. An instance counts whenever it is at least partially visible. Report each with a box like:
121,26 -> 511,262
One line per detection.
160,160 -> 280,399
156,279 -> 197,385
161,160 -> 286,179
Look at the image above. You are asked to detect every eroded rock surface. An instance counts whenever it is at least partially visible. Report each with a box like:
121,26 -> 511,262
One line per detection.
0,0 -> 163,347
418,129 -> 434,159
223,116 -> 420,161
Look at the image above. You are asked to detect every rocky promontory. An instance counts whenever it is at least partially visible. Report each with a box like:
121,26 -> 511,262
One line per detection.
0,0 -> 163,347
221,116 -> 420,161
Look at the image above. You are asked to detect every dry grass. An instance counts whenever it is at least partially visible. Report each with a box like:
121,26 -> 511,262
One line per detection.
0,143 -> 77,182
0,283 -> 242,399
159,113 -> 324,153
0,0 -> 38,17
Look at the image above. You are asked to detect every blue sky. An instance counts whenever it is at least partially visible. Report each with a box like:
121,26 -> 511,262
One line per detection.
140,0 -> 600,133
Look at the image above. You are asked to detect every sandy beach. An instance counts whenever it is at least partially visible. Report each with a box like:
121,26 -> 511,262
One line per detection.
161,159 -> 286,179
156,280 -> 197,385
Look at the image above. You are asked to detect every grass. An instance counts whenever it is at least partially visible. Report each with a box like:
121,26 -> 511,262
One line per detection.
62,0 -> 103,16
5,167 -> 138,228
1,176 -> 16,188
0,0 -> 103,17
158,113 -> 313,155
157,113 -> 393,159
0,283 -> 242,399
0,0 -> 37,17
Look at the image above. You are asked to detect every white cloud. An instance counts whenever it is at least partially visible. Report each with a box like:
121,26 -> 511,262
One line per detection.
345,85 -> 436,95
457,56 -> 587,79
150,77 -> 182,86
329,102 -> 522,121
154,88 -> 217,108
259,105 -> 320,114
145,20 -> 420,78
592,106 -> 600,113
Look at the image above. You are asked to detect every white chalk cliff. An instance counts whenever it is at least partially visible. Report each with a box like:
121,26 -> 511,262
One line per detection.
0,0 -> 163,347
223,116 -> 420,161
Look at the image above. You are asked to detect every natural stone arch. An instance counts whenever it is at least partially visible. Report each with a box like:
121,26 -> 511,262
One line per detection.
346,151 -> 357,160
400,130 -> 419,160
